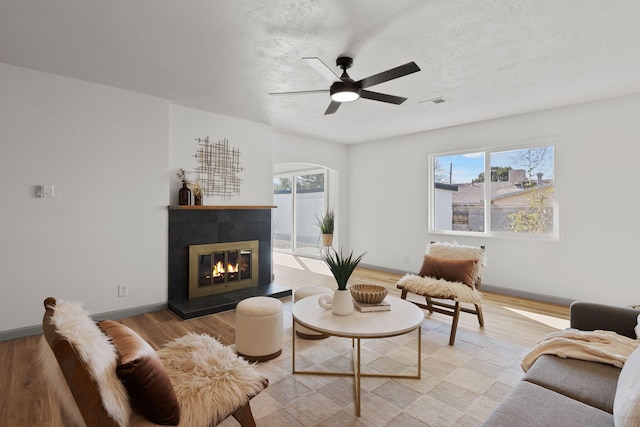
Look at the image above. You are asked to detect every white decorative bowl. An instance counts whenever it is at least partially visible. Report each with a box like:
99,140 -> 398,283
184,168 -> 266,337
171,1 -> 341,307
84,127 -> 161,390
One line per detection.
350,284 -> 388,305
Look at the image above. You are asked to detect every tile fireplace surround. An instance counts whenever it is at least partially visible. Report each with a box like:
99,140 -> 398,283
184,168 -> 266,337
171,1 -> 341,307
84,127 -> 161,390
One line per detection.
168,206 -> 291,319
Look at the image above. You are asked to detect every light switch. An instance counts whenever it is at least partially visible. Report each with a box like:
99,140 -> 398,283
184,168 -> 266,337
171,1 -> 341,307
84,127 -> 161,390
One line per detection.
43,185 -> 55,198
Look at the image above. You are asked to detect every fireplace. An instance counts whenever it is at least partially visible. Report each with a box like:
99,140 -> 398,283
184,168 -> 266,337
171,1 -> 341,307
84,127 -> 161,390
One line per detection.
168,206 -> 291,320
189,240 -> 258,298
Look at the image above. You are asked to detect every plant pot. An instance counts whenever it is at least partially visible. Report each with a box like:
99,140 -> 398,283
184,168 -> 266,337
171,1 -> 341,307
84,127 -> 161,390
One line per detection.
321,233 -> 334,247
318,289 -> 354,315
331,289 -> 353,316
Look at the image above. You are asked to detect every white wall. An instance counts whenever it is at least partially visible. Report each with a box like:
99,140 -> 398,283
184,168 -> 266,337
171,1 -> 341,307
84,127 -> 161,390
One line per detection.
272,133 -> 350,250
3,59 -> 638,332
169,105 -> 273,206
349,93 -> 640,306
0,63 -> 170,331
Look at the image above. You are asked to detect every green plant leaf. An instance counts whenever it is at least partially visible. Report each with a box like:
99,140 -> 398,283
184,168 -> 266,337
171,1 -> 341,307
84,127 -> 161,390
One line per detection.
321,248 -> 366,290
316,209 -> 335,234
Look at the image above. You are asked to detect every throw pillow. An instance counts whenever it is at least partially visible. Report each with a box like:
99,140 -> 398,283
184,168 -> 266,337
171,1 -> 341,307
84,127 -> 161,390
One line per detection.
613,345 -> 640,426
99,320 -> 180,425
418,254 -> 477,288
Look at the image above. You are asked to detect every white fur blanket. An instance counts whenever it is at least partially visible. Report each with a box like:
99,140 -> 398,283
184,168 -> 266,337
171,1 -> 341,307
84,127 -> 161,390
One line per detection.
396,274 -> 482,304
130,333 -> 268,427
521,329 -> 640,372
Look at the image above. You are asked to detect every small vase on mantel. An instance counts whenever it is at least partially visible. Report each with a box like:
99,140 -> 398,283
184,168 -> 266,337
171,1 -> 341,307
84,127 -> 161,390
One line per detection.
178,182 -> 192,206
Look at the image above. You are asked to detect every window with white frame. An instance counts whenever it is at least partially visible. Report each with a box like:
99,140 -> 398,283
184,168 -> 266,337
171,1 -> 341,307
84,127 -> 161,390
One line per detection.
430,141 -> 557,238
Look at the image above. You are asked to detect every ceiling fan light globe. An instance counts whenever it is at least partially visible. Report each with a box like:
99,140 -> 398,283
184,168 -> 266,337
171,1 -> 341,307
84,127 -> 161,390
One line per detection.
331,91 -> 359,102
330,81 -> 360,103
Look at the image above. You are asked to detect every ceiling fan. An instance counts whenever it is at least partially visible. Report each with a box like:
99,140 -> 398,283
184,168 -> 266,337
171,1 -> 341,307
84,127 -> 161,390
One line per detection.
269,56 -> 421,115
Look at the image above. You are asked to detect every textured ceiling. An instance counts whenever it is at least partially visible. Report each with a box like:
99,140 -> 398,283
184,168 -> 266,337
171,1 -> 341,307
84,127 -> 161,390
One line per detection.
1,0 -> 640,144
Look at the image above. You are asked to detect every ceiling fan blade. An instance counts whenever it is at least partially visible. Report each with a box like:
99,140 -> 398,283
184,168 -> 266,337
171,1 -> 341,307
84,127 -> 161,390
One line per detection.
303,57 -> 340,82
357,62 -> 420,89
268,89 -> 328,96
360,90 -> 407,105
324,101 -> 341,115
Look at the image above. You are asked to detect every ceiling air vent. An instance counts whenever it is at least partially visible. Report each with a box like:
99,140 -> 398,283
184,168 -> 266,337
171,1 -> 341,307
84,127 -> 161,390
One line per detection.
418,97 -> 446,105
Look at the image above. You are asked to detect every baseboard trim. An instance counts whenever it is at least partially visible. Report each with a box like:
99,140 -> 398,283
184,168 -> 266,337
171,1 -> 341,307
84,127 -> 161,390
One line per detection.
359,263 -> 412,276
480,284 -> 574,306
0,302 -> 168,342
0,325 -> 43,342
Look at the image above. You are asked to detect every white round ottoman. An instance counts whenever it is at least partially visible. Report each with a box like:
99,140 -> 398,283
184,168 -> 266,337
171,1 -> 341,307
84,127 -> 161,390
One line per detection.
235,296 -> 283,362
294,286 -> 332,339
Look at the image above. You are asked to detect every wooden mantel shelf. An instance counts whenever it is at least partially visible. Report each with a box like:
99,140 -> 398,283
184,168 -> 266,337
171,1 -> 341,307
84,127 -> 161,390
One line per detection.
168,205 -> 276,210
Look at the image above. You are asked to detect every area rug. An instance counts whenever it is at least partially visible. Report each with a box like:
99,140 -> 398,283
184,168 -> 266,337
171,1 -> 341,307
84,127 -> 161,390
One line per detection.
222,298 -> 528,427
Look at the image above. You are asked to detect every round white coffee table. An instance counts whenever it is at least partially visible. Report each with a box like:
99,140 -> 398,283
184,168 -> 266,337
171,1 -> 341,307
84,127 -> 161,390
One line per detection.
292,294 -> 424,417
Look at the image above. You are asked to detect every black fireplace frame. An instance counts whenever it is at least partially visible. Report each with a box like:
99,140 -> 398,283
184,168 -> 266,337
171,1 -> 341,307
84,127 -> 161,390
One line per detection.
168,206 -> 291,319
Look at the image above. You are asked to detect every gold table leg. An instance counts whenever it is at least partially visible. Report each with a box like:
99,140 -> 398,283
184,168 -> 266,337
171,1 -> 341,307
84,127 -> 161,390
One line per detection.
291,321 -> 421,417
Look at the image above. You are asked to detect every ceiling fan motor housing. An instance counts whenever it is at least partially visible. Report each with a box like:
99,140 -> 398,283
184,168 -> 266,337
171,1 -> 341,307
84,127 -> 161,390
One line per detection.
331,57 -> 360,102
336,56 -> 353,70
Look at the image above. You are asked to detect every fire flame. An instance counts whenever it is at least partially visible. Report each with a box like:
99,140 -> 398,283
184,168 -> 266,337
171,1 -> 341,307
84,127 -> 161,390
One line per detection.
212,261 -> 238,277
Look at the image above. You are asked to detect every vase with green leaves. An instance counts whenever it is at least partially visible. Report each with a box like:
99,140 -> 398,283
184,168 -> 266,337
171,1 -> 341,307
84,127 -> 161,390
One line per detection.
317,209 -> 335,246
319,248 -> 366,315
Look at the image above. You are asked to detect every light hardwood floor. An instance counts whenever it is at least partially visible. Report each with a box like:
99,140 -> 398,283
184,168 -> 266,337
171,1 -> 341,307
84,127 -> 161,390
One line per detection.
0,254 -> 569,426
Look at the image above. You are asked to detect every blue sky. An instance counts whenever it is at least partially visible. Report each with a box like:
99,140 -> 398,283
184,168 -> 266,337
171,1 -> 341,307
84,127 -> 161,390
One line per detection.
435,147 -> 554,184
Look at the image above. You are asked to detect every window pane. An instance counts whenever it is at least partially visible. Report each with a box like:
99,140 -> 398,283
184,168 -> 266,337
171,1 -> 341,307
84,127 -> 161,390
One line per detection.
273,177 -> 292,193
296,173 -> 324,192
489,146 -> 554,234
295,173 -> 324,250
433,153 -> 485,232
273,177 -> 292,250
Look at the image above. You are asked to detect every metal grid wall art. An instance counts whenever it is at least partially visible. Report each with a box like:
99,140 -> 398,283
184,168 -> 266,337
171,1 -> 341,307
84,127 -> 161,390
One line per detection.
193,136 -> 244,199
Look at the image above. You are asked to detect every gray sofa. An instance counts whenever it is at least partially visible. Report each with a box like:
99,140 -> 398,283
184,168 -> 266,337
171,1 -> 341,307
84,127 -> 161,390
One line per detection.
483,301 -> 640,427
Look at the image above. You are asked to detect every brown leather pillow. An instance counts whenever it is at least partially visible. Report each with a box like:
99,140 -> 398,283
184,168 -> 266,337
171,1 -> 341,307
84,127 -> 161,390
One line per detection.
418,254 -> 477,288
99,320 -> 180,425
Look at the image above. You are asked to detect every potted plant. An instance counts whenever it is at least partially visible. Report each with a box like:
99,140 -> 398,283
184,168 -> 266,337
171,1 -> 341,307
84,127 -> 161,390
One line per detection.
319,248 -> 366,315
316,209 -> 335,246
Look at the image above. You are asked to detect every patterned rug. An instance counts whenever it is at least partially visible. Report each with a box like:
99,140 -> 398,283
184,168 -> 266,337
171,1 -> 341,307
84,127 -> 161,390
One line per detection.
222,298 -> 528,427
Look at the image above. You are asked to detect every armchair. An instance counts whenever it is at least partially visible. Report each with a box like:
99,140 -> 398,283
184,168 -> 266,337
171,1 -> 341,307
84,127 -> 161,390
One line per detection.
39,297 -> 268,427
396,242 -> 486,345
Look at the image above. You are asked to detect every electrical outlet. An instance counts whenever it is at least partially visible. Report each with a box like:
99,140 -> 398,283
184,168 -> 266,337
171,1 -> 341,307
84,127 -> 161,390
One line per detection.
404,255 -> 410,264
118,284 -> 128,297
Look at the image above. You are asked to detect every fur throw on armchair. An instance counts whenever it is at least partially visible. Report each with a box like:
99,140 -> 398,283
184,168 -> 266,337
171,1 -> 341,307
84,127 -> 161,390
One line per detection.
136,333 -> 268,427
396,274 -> 483,304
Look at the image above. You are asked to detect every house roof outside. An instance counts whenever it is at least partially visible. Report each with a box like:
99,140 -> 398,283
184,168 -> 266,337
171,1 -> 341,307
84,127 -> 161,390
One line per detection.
452,180 -> 554,206
435,182 -> 458,192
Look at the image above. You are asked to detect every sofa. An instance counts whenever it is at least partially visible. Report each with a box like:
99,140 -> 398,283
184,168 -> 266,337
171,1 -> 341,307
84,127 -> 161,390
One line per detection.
483,301 -> 640,427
